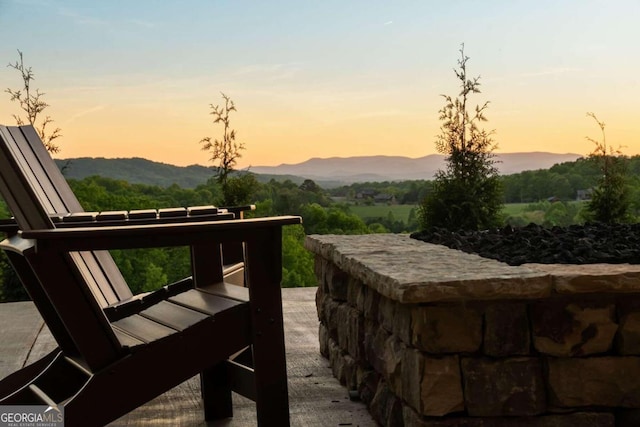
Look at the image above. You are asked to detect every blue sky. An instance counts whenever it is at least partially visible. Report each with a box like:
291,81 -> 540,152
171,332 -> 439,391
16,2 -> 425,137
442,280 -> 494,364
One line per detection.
1,0 -> 638,167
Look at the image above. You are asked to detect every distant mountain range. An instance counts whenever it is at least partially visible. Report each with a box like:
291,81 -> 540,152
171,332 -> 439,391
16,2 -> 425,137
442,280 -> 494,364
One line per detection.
250,152 -> 583,183
55,152 -> 583,189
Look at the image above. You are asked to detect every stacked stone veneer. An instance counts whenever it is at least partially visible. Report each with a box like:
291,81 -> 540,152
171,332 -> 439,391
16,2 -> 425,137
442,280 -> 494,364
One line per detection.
305,233 -> 640,427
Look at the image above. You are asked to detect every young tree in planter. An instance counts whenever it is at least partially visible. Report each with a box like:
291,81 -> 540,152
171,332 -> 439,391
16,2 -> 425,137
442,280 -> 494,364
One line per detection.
419,45 -> 503,231
199,93 -> 255,206
583,112 -> 631,223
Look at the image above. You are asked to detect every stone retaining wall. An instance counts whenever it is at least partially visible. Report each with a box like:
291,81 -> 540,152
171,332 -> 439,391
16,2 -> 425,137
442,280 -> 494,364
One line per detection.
306,234 -> 640,427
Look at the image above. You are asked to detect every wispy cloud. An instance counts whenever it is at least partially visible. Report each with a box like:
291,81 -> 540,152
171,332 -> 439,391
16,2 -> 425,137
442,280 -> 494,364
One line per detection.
384,20 -> 394,26
57,8 -> 110,27
63,105 -> 106,125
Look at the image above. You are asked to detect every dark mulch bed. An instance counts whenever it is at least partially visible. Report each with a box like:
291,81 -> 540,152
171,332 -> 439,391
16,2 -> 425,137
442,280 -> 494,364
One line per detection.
410,223 -> 640,266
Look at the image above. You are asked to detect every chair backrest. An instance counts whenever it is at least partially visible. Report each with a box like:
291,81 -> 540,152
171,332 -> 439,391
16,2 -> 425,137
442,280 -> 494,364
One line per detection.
0,126 -> 133,306
0,125 -> 125,370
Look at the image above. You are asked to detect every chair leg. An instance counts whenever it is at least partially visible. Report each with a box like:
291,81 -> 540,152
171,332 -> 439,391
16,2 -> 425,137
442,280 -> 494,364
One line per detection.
252,331 -> 290,426
201,363 -> 232,420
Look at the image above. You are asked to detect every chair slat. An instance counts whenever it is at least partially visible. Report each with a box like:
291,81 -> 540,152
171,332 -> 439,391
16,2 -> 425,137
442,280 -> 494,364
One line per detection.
112,315 -> 176,343
168,289 -> 243,315
140,300 -> 210,330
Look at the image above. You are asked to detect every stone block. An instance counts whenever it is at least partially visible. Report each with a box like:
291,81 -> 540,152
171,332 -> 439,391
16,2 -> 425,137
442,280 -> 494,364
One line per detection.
403,406 -> 429,427
461,357 -> 546,416
484,302 -> 530,356
547,356 -> 640,408
347,276 -> 365,309
346,307 -> 364,360
402,349 -> 464,416
532,299 -> 617,356
315,285 -> 326,321
617,311 -> 640,355
363,285 -> 380,320
314,255 -> 327,290
422,355 -> 464,416
323,298 -> 341,338
412,305 -> 482,353
378,295 -> 396,333
336,304 -> 351,351
365,324 -> 390,374
342,353 -> 358,390
327,337 -> 345,384
326,262 -> 349,301
319,323 -> 329,357
382,335 -> 404,396
402,348 -> 424,412
358,370 -> 380,407
369,380 -> 403,427
393,303 -> 413,345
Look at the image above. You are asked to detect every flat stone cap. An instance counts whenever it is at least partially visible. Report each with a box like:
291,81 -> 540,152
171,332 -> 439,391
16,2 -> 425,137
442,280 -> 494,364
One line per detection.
305,234 -> 640,303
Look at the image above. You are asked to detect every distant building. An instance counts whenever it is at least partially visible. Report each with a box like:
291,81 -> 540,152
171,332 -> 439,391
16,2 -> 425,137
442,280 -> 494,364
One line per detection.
355,189 -> 376,200
576,189 -> 593,201
374,193 -> 397,204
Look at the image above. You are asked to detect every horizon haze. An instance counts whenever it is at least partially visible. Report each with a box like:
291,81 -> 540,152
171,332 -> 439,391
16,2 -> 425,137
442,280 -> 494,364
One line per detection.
56,151 -> 584,186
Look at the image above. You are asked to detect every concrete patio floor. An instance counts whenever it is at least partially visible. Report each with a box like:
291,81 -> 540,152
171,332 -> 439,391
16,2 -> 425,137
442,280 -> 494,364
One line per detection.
0,287 -> 376,426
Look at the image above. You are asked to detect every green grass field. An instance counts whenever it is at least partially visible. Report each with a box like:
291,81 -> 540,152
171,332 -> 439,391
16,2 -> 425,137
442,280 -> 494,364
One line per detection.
348,202 -> 585,225
502,203 -> 529,217
348,204 -> 418,223
349,203 -> 526,224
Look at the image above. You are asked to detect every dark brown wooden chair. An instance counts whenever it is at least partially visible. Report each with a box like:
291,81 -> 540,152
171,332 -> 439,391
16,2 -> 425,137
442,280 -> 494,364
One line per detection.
0,125 -> 300,426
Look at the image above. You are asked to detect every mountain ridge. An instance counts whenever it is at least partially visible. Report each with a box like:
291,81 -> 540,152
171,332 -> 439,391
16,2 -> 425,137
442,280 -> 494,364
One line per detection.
249,152 -> 583,183
55,152 -> 583,189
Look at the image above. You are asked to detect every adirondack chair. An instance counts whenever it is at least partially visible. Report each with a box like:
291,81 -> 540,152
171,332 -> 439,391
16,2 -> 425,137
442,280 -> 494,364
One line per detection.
0,125 -> 300,426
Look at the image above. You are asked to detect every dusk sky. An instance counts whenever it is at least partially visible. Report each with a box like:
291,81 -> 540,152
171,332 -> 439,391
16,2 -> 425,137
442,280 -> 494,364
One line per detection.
1,0 -> 639,168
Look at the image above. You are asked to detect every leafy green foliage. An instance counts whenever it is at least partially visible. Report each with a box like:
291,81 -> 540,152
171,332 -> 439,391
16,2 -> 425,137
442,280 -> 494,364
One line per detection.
420,175 -> 503,230
419,45 -> 503,231
281,224 -> 315,287
220,173 -> 258,207
0,198 -> 8,218
300,203 -> 369,235
583,113 -> 631,223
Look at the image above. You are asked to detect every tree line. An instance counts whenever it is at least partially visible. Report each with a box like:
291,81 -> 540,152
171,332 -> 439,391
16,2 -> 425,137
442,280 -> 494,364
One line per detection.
328,156 -> 640,209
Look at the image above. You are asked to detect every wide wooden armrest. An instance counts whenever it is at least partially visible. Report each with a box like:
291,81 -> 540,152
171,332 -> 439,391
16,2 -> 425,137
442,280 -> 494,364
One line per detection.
21,216 -> 302,252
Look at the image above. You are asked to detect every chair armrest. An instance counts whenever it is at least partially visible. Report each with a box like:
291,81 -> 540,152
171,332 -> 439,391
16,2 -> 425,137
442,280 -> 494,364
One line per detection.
53,206 -> 235,228
21,216 -> 302,252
